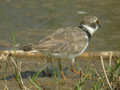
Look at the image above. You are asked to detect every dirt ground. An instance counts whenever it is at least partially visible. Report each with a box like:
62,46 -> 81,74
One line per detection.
0,57 -> 108,90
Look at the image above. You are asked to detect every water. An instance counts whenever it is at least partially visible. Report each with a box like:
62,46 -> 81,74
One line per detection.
0,0 -> 120,51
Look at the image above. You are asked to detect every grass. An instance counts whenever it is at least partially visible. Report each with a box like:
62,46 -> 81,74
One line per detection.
11,31 -> 17,51
74,56 -> 120,90
1,34 -> 120,90
75,74 -> 89,90
29,79 -> 42,90
29,64 -> 49,90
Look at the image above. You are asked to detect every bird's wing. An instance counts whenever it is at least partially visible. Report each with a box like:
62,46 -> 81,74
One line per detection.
33,27 -> 88,55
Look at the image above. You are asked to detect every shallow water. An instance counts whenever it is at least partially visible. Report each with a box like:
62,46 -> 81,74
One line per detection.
0,0 -> 120,51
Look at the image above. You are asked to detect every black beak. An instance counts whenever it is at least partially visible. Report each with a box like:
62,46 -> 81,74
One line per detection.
98,23 -> 101,28
96,20 -> 101,28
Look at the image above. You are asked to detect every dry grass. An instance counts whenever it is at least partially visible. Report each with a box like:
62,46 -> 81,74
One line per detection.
0,53 -> 120,90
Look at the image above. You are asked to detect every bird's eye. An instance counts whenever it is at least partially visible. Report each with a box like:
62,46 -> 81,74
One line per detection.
96,20 -> 99,24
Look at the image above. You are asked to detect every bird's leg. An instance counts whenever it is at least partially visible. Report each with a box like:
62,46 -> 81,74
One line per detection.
58,60 -> 66,79
71,58 -> 81,75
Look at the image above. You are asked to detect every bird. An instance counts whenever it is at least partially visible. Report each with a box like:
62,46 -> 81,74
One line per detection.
20,16 -> 101,78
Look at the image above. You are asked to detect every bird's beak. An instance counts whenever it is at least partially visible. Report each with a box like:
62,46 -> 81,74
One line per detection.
98,23 -> 101,28
96,20 -> 101,28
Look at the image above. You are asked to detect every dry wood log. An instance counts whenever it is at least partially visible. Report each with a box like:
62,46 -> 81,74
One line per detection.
0,50 -> 119,62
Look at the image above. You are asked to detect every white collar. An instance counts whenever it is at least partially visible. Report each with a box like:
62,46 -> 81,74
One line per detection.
82,25 -> 98,36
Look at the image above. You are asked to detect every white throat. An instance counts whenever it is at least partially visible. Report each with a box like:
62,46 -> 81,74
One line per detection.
83,25 -> 98,35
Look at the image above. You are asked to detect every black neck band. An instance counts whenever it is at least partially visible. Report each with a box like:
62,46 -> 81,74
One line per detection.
78,24 -> 91,40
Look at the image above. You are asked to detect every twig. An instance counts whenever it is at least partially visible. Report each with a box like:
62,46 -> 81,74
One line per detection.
109,52 -> 113,66
100,56 -> 113,90
3,80 -> 8,90
0,50 -> 120,61
10,56 -> 30,90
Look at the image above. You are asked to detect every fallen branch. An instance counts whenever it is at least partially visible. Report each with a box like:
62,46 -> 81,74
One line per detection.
0,50 -> 119,61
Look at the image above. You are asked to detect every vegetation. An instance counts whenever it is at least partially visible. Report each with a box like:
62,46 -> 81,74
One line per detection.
0,53 -> 120,90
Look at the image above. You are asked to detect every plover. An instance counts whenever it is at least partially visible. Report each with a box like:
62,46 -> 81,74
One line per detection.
21,16 -> 101,78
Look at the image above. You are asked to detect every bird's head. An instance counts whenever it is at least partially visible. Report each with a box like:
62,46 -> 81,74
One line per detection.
79,16 -> 101,36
